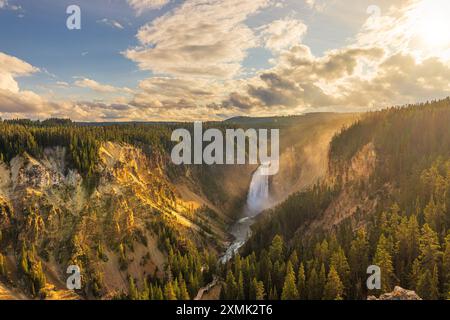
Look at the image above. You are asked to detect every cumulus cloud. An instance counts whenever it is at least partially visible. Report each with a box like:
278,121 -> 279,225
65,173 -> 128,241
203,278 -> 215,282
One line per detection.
341,53 -> 450,107
222,42 -> 450,114
0,52 -> 60,117
0,52 -> 136,121
125,0 -> 270,78
259,18 -> 307,52
130,76 -> 240,111
74,78 -> 117,93
74,78 -> 133,94
220,45 -> 386,111
0,52 -> 38,92
127,0 -> 170,15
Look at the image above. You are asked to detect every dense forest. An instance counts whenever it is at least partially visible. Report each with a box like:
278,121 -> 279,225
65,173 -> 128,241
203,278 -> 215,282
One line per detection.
221,98 -> 450,300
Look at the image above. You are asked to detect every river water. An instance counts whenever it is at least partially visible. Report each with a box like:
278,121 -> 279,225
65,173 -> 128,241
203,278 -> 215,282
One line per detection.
219,165 -> 271,263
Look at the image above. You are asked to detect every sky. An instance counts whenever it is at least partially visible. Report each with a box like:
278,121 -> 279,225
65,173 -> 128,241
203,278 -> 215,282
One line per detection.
0,0 -> 450,121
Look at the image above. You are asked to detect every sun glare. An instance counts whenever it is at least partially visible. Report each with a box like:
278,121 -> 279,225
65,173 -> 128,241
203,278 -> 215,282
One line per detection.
414,0 -> 450,48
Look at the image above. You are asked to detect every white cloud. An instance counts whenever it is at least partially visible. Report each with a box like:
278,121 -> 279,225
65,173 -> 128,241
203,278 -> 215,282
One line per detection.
0,52 -> 39,92
97,18 -> 124,29
56,81 -> 69,87
259,18 -> 307,52
125,0 -> 270,79
127,0 -> 170,15
75,78 -> 117,93
0,0 -> 21,11
0,52 -> 61,117
74,78 -> 133,94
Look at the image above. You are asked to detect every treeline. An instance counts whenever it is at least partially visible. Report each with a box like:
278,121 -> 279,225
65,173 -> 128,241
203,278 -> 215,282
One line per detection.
0,119 -> 174,179
225,99 -> 450,300
330,98 -> 450,193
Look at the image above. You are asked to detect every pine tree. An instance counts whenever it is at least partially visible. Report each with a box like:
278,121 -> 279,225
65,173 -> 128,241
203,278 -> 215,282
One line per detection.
179,277 -> 190,300
268,286 -> 278,300
306,267 -> 319,300
289,251 -> 299,271
443,233 -> 450,294
349,229 -> 369,277
250,277 -> 265,300
128,276 -> 138,300
323,266 -> 344,300
153,285 -> 164,300
237,271 -> 245,300
141,278 -> 150,300
374,234 -> 395,293
418,224 -> 442,271
164,281 -> 177,300
255,280 -> 265,300
269,235 -> 284,262
297,263 -> 306,299
317,263 -> 326,299
281,261 -> 299,300
259,249 -> 272,285
224,270 -> 237,299
416,266 -> 439,300
330,246 -> 350,291
349,228 -> 369,298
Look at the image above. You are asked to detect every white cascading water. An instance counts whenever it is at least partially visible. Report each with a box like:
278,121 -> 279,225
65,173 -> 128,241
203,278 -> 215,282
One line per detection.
246,165 -> 270,216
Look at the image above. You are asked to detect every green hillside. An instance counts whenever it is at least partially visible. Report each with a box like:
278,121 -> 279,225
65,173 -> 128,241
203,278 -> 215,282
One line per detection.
224,98 -> 450,300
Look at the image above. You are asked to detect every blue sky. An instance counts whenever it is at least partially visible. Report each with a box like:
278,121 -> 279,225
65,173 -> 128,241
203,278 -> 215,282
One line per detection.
1,0 -> 450,121
1,0 -> 361,91
1,1 -> 157,92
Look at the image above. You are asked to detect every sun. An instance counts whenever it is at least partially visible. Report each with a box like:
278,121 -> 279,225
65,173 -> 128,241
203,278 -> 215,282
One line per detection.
414,0 -> 450,48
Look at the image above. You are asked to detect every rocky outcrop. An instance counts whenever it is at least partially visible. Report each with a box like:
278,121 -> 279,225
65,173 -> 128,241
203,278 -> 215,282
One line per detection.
367,286 -> 422,300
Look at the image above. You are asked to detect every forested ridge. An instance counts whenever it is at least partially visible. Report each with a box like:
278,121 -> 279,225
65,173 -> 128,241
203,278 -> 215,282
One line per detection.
0,119 -> 222,299
0,119 -> 174,177
221,98 -> 450,300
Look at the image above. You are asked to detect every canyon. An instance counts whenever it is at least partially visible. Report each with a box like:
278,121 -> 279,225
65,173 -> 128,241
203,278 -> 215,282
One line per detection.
0,112 -> 358,299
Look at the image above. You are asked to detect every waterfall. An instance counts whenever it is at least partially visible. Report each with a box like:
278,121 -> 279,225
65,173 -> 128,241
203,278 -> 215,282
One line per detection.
246,164 -> 270,216
219,164 -> 272,263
